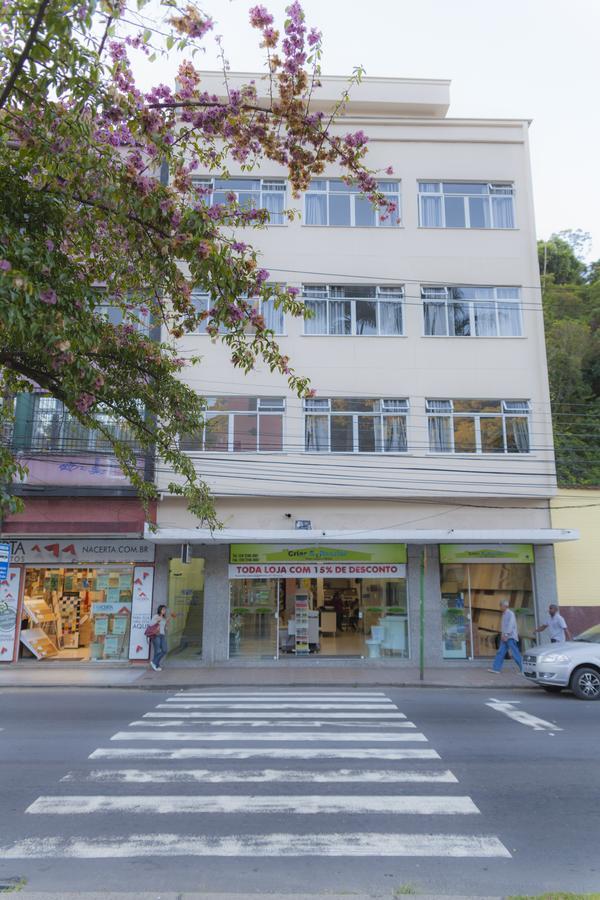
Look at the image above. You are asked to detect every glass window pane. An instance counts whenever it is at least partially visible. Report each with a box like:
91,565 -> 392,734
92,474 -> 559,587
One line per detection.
355,196 -> 375,227
331,415 -> 353,452
233,413 -> 258,451
379,301 -> 403,335
204,414 -> 229,450
473,302 -> 498,336
491,196 -> 515,228
305,415 -> 329,451
444,196 -> 466,227
304,300 -> 327,334
383,416 -> 407,452
498,302 -> 522,336
454,400 -> 501,413
424,301 -> 447,335
237,191 -> 260,209
481,417 -> 504,453
305,193 -> 327,225
449,302 -> 470,336
329,194 -> 351,226
506,417 -> 530,452
443,182 -> 487,194
329,300 -> 351,334
358,416 -> 377,452
214,179 -> 260,191
420,195 -> 443,227
261,298 -> 284,333
468,196 -> 491,228
332,398 -> 377,412
329,181 -> 353,192
262,192 -> 285,225
209,397 -> 256,411
258,414 -> 283,451
356,300 -> 377,335
428,416 -> 452,452
419,182 -> 440,193
180,429 -> 203,451
453,417 -> 476,452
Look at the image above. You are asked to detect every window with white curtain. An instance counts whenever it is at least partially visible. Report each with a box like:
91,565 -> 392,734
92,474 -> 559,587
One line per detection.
305,398 -> 409,453
180,397 -> 285,452
418,182 -> 515,229
426,399 -> 530,454
422,286 -> 522,337
303,285 -> 404,335
191,290 -> 284,334
304,180 -> 401,227
193,177 -> 286,225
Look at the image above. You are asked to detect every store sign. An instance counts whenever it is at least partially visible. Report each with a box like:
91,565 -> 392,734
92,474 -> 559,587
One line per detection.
440,544 -> 534,564
230,543 -> 407,564
0,567 -> 22,662
128,566 -> 155,660
6,539 -> 155,565
0,542 -> 11,581
229,562 -> 407,580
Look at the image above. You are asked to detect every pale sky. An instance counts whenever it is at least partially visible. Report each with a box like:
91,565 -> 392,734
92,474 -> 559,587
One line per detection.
130,0 -> 600,259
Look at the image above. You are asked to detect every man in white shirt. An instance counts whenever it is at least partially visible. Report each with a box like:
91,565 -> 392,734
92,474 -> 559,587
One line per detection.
488,599 -> 523,674
534,604 -> 571,644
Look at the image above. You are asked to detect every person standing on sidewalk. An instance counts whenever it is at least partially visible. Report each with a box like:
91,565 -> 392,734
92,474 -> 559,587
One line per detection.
533,604 -> 572,643
150,604 -> 168,671
488,599 -> 523,674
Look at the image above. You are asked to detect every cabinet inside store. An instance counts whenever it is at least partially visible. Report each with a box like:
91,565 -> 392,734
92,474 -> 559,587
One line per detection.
441,563 -> 535,659
20,566 -> 134,661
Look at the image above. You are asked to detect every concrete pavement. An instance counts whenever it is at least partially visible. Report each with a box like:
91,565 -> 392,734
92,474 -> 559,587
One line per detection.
0,662 -> 529,690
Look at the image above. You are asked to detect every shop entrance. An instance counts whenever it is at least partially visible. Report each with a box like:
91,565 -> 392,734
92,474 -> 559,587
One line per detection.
439,544 -> 536,660
228,575 -> 409,660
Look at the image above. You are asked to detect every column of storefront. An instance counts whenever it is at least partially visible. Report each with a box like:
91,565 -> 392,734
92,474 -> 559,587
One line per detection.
407,544 -> 443,666
532,544 -> 559,619
201,544 -> 230,663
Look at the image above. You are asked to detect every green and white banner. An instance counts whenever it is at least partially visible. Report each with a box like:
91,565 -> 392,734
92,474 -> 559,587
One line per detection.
229,543 -> 407,580
439,544 -> 534,564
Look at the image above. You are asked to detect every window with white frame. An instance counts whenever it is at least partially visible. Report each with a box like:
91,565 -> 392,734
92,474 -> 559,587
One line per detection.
13,395 -> 140,453
422,286 -> 522,337
190,290 -> 284,334
96,304 -> 150,334
303,285 -> 404,335
180,397 -> 285,452
304,180 -> 400,227
426,399 -> 530,454
305,398 -> 409,453
418,182 -> 515,229
193,177 -> 286,224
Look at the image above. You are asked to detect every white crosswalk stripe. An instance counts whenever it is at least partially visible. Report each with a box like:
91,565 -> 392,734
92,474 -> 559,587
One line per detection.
1,689 -> 511,861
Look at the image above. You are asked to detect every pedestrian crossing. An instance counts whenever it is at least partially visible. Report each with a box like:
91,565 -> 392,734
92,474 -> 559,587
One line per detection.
0,688 -> 512,861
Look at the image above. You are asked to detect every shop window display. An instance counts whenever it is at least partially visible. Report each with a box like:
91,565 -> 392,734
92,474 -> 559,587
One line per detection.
20,566 -> 134,660
167,558 -> 205,659
440,563 -> 535,659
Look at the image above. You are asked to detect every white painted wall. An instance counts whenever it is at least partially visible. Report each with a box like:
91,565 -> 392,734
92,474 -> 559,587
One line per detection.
158,76 -> 555,524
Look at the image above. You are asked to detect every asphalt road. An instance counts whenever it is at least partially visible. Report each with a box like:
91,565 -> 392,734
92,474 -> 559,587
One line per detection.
0,685 -> 598,897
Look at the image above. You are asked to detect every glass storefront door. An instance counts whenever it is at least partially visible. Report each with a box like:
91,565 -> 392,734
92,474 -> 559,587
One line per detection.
440,561 -> 535,660
167,558 -> 204,660
229,578 -> 279,659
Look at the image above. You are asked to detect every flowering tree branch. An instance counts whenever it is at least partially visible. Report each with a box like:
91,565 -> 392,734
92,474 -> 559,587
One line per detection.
0,0 -> 394,525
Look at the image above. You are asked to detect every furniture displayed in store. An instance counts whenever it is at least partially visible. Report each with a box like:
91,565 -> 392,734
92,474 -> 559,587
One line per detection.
380,615 -> 407,655
319,610 -> 337,636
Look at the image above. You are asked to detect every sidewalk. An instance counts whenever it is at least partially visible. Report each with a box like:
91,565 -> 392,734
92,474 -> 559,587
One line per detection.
0,660 -> 531,690
11,893 -> 502,900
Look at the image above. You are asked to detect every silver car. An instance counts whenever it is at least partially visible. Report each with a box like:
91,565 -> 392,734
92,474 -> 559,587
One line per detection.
522,623 -> 600,700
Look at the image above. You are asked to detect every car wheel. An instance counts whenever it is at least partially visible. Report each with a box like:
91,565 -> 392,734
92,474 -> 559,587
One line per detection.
570,667 -> 600,701
542,686 -> 563,693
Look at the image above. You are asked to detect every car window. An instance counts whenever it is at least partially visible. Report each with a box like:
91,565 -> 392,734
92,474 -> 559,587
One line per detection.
573,624 -> 600,643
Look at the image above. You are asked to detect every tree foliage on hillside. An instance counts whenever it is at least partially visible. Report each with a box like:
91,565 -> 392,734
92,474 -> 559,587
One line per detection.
539,232 -> 600,485
0,0 -> 395,521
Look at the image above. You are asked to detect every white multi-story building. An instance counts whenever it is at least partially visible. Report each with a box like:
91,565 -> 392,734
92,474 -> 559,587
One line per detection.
149,73 -> 577,668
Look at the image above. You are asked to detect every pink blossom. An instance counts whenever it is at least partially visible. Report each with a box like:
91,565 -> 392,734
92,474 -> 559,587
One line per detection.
385,166 -> 394,175
75,393 -> 95,414
249,5 -> 274,28
0,259 -> 11,271
40,288 -> 57,305
45,239 -> 54,252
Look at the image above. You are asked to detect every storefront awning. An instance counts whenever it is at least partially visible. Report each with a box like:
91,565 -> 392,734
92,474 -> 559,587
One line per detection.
144,527 -> 578,545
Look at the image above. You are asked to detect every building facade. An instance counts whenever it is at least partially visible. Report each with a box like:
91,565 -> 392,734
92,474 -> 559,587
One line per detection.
149,73 -> 576,666
0,74 -> 579,668
551,489 -> 600,633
